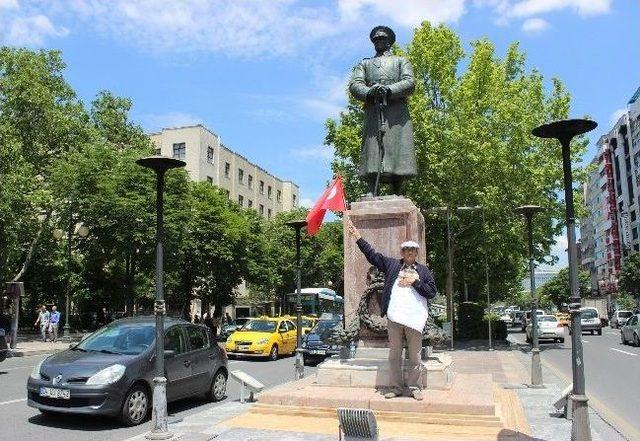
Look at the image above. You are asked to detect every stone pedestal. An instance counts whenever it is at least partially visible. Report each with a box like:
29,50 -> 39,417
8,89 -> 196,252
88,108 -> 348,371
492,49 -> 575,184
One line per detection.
316,353 -> 453,390
344,196 -> 426,347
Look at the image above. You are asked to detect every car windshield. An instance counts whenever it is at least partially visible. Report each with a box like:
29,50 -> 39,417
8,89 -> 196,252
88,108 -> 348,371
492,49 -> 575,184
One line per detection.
581,310 -> 598,319
301,319 -> 314,327
312,320 -> 340,334
538,316 -> 557,322
242,320 -> 276,332
619,312 -> 633,318
75,322 -> 155,355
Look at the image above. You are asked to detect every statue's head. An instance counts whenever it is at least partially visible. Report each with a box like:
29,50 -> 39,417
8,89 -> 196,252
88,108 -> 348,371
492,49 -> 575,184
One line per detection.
369,25 -> 395,53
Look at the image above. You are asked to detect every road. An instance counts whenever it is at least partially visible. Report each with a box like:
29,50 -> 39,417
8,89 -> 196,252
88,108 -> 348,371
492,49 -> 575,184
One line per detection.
0,350 -> 317,441
509,326 -> 640,440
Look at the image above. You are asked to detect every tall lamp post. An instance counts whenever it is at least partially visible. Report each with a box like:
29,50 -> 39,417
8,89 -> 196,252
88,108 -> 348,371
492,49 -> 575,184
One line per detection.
533,119 -> 597,441
285,219 -> 307,380
457,206 -> 492,350
137,155 -> 185,441
514,205 -> 545,387
53,214 -> 89,341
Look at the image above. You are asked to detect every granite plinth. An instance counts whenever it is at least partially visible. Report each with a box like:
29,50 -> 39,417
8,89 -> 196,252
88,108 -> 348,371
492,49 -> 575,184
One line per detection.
316,353 -> 453,390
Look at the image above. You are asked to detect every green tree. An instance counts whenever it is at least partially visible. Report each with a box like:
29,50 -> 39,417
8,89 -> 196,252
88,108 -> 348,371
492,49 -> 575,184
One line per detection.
537,267 -> 590,309
325,22 -> 589,304
618,253 -> 640,301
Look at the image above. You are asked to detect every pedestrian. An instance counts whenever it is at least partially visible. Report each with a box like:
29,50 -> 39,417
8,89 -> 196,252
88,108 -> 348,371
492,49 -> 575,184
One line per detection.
193,314 -> 200,324
225,312 -> 232,324
0,303 -> 11,359
347,219 -> 438,401
34,305 -> 50,342
49,305 -> 61,342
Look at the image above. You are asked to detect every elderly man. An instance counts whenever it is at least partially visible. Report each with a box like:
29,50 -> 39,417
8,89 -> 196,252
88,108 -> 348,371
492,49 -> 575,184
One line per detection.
347,219 -> 437,400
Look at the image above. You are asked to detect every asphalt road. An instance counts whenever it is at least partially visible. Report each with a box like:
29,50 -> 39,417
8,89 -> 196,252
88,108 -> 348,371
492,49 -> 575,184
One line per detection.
0,349 -> 317,441
509,326 -> 640,440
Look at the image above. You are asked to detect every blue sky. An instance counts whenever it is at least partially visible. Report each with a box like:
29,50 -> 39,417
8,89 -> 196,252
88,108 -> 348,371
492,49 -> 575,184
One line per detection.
1,0 -> 638,267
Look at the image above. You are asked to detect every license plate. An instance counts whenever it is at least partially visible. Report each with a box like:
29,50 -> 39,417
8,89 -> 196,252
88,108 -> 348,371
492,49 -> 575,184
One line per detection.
39,387 -> 70,400
237,345 -> 250,351
309,349 -> 326,355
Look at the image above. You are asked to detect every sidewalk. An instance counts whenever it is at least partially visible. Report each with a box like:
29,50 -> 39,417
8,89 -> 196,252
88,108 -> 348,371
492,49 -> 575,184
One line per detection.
121,341 -> 632,441
7,333 -> 82,357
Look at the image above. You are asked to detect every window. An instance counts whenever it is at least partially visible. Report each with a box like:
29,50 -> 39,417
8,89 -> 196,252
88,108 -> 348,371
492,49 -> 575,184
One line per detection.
238,195 -> 244,206
172,143 -> 186,160
248,199 -> 253,208
238,168 -> 244,184
268,186 -> 272,199
207,176 -> 213,185
259,180 -> 265,194
225,190 -> 230,199
278,321 -> 288,332
277,190 -> 282,203
267,208 -> 272,218
207,146 -> 214,164
248,174 -> 253,189
293,194 -> 297,206
154,148 -> 161,155
224,162 -> 231,178
165,326 -> 186,354
287,320 -> 296,330
633,227 -> 639,240
186,326 -> 209,351
632,211 -> 637,222
259,204 -> 264,216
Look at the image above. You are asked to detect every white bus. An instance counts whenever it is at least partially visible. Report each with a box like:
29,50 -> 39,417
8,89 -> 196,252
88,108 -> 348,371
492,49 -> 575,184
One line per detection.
285,288 -> 343,317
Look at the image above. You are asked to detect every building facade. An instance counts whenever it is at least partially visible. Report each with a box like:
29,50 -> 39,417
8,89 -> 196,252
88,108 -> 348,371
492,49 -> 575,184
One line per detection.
520,269 -> 560,292
150,125 -> 299,217
580,86 -> 640,295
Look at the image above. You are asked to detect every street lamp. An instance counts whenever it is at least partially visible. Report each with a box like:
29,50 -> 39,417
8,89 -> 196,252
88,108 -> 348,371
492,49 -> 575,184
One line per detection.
137,155 -> 185,441
285,219 -> 307,380
457,205 -> 492,350
53,214 -> 89,341
514,205 -> 545,388
533,119 -> 597,441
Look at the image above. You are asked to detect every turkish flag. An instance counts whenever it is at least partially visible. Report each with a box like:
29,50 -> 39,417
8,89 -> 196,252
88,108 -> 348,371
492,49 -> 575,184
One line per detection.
306,176 -> 347,236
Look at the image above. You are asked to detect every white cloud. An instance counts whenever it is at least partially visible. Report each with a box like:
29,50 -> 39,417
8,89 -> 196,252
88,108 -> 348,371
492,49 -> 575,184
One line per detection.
609,108 -> 627,126
0,0 -> 19,9
544,232 -> 569,268
5,14 -> 68,46
521,17 -> 549,33
508,0 -> 611,18
140,112 -> 203,132
338,0 -> 466,27
301,98 -> 344,120
291,145 -> 334,162
299,197 -> 315,209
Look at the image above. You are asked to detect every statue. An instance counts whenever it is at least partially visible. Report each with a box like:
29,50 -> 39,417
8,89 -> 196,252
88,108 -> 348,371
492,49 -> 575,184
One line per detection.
349,25 -> 417,197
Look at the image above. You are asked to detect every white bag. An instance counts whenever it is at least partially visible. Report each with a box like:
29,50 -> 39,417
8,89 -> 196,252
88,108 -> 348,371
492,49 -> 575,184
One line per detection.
386,269 -> 429,333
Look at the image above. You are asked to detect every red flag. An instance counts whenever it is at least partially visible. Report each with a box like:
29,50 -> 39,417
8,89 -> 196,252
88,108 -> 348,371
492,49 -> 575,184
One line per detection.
306,176 -> 347,236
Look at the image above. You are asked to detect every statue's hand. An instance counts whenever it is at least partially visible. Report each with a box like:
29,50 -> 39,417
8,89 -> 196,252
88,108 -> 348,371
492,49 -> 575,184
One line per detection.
367,84 -> 381,99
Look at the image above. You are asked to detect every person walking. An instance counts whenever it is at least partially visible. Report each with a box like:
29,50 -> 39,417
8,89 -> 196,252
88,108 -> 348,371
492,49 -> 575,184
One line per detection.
49,305 -> 61,342
347,219 -> 438,400
34,305 -> 50,342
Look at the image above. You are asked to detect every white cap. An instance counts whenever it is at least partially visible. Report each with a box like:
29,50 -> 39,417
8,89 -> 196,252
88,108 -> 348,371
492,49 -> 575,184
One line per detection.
400,240 -> 420,250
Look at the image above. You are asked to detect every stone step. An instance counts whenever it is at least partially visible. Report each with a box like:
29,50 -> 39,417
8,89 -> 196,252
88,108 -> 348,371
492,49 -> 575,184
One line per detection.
250,403 -> 504,427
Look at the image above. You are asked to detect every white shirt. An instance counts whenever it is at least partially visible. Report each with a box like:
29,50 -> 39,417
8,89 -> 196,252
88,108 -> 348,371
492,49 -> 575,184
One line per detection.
386,267 -> 429,333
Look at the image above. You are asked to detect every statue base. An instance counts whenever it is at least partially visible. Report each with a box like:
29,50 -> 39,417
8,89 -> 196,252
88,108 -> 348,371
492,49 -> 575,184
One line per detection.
316,352 -> 453,390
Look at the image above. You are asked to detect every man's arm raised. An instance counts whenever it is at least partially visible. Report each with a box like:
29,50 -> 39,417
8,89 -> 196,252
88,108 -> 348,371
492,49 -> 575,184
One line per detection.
347,218 -> 390,273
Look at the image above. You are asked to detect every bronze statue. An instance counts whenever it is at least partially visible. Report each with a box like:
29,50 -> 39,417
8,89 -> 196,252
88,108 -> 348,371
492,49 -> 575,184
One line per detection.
349,25 -> 417,196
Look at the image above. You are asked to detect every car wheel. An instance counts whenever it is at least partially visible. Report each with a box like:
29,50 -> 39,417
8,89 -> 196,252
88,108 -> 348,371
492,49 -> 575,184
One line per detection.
621,333 -> 627,345
634,334 -> 640,348
206,369 -> 227,402
269,344 -> 278,361
120,384 -> 150,426
559,338 -> 565,343
590,330 -> 594,335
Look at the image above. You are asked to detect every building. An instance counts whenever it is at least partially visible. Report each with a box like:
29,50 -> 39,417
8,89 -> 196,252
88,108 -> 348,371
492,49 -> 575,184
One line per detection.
580,86 -> 640,294
150,125 -> 300,319
150,125 -> 299,218
520,269 -> 560,292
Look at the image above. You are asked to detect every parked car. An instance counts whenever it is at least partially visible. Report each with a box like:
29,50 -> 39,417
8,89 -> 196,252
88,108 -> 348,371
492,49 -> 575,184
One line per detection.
500,311 -> 513,326
220,317 -> 251,341
512,311 -> 525,328
27,316 -> 228,426
526,315 -> 564,343
620,314 -> 640,346
283,315 -> 318,335
570,307 -> 602,335
522,310 -> 545,332
225,316 -> 298,360
611,310 -> 633,329
300,316 -> 343,365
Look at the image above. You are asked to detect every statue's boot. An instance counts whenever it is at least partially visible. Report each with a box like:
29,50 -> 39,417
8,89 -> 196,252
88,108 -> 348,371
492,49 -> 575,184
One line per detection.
392,177 -> 403,196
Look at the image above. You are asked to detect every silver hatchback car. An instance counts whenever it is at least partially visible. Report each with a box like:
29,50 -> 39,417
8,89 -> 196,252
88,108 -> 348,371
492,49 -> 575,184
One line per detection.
621,314 -> 640,347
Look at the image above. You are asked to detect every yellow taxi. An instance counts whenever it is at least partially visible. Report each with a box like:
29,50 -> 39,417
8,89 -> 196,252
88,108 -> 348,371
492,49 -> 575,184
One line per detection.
283,315 -> 318,335
555,312 -> 570,327
225,316 -> 298,360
